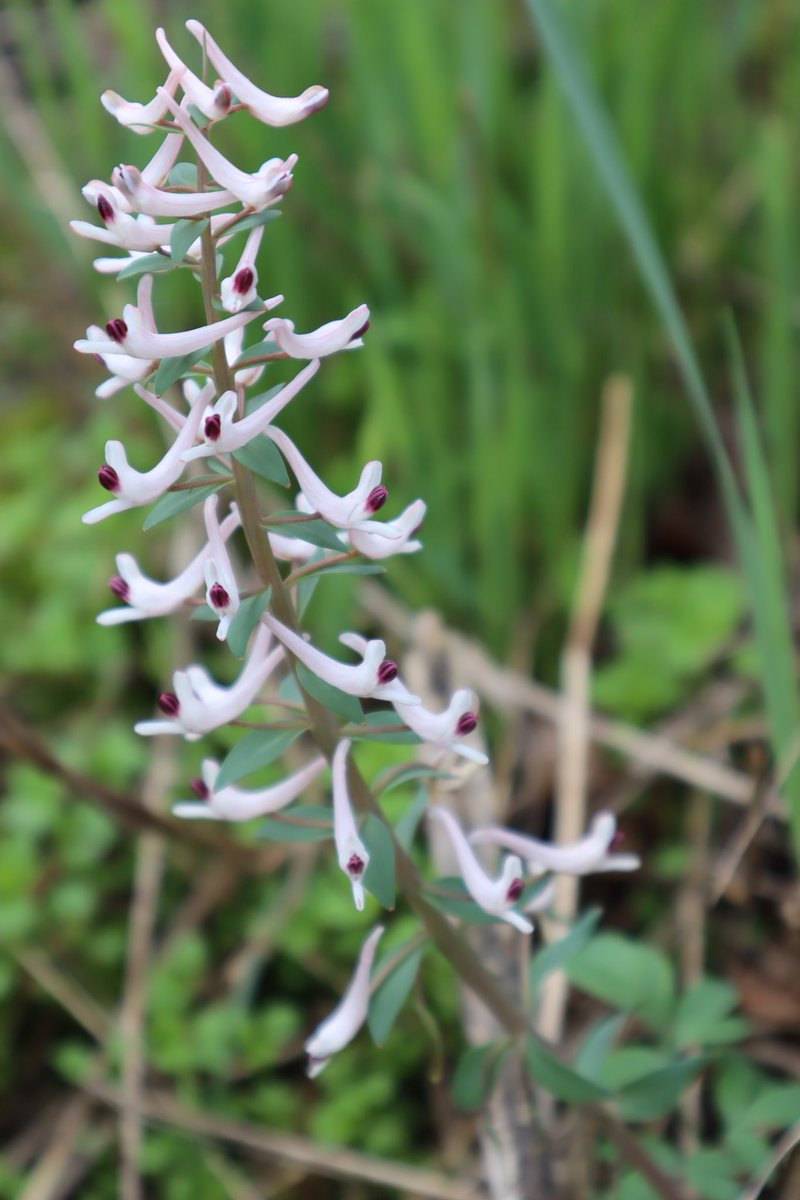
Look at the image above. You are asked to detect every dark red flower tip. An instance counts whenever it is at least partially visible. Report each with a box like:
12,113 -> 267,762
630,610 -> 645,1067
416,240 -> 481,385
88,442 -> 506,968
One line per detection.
366,484 -> 388,514
346,854 -> 365,878
209,582 -> 231,611
214,83 -> 233,112
609,830 -> 626,852
109,575 -> 130,601
204,414 -> 222,442
157,691 -> 180,716
190,777 -> 210,800
98,465 -> 120,493
234,267 -> 254,295
377,658 -> 398,685
455,711 -> 478,736
105,318 -> 128,344
351,319 -> 370,341
97,194 -> 114,223
506,878 -> 524,904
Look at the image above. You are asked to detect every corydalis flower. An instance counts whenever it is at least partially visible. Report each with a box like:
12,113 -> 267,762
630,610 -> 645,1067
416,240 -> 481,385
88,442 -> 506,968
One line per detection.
220,225 -> 264,313
97,502 -> 240,625
173,755 -> 326,821
396,688 -> 487,765
262,614 -> 420,705
202,494 -> 240,641
332,740 -> 370,911
155,27 -> 233,123
185,20 -> 330,127
304,926 -> 384,1078
429,808 -> 533,934
262,305 -> 368,359
112,162 -> 236,218
100,66 -> 184,133
346,499 -> 427,560
134,624 -> 282,740
469,812 -> 641,877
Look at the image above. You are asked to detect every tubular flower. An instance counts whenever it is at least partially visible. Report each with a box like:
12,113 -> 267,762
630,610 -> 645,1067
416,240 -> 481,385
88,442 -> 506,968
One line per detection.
112,162 -> 236,218
263,614 -> 420,705
332,740 -> 370,911
220,225 -> 264,312
469,812 -> 642,877
100,65 -> 184,133
345,499 -> 427,560
394,687 -> 488,765
263,427 -> 396,535
82,388 -> 207,524
429,807 -> 533,934
185,20 -> 329,128
225,326 -> 265,389
83,325 -> 155,399
202,494 -> 240,641
155,27 -> 233,123
173,755 -> 326,821
134,625 -> 282,740
181,360 -> 319,462
161,92 -> 297,210
97,502 -> 240,625
262,304 -> 369,359
71,199 -> 177,253
304,926 -> 384,1078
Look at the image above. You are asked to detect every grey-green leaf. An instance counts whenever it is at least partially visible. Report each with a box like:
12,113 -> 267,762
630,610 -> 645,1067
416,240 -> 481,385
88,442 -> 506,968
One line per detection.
216,728 -> 304,789
170,217 -> 209,263
226,589 -> 272,659
153,347 -> 210,394
526,1038 -> 610,1105
295,663 -> 363,723
361,813 -> 396,909
117,253 -> 175,281
257,806 -> 333,843
143,483 -> 223,531
233,439 -> 290,486
368,943 -> 424,1045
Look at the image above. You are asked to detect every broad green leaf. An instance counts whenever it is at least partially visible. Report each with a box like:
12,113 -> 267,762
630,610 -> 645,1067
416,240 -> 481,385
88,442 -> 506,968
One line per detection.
226,589 -> 272,659
615,1057 -> 706,1122
142,483 -> 223,531
530,908 -> 602,994
117,252 -> 175,281
295,662 -> 363,724
361,813 -> 396,909
452,1041 -> 509,1112
264,514 -> 346,552
216,728 -> 303,789
674,978 -> 746,1049
525,1038 -> 609,1104
170,217 -> 208,263
233,438 -> 290,486
227,209 -> 281,238
153,347 -> 210,394
368,942 -> 424,1045
566,933 -> 675,1030
739,1083 -> 800,1132
375,763 -> 454,797
168,162 -> 199,189
393,787 -> 430,852
258,806 -> 332,844
576,1014 -> 627,1082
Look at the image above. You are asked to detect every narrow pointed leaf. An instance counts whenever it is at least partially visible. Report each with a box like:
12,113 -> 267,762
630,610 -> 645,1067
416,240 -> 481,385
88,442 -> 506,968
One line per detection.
226,589 -> 272,659
216,728 -> 303,789
368,942 -> 424,1045
257,805 -> 333,843
170,217 -> 209,263
143,482 -> 223,530
233,438 -> 290,486
361,813 -> 396,909
153,347 -> 211,394
295,662 -> 363,723
117,253 -> 176,281
526,1038 -> 610,1104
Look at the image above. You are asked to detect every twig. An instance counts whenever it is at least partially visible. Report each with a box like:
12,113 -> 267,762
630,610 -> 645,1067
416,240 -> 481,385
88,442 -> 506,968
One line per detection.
14,948 -> 110,1042
736,1120 -> 800,1200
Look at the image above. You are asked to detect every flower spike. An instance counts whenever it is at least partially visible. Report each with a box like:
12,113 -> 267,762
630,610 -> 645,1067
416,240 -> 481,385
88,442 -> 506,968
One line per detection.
173,755 -> 326,821
429,808 -> 533,934
262,614 -> 420,705
185,20 -> 330,127
469,812 -> 641,877
262,305 -> 369,358
304,926 -> 384,1078
332,741 -> 370,910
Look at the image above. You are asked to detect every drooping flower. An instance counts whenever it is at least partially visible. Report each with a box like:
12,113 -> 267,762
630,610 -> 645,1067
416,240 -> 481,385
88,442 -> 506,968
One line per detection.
304,925 -> 384,1078
262,614 -> 420,705
262,427 -> 396,536
332,740 -> 370,911
71,199 -> 176,253
202,494 -> 240,641
469,812 -> 641,877
83,326 -> 155,399
134,624 -> 282,740
97,501 -> 240,625
220,225 -> 264,313
180,360 -> 319,463
185,20 -> 330,128
155,27 -> 233,123
394,686 -> 488,765
161,92 -> 297,210
82,386 -> 208,524
345,499 -> 427,560
428,807 -> 533,934
262,305 -> 369,359
100,65 -> 184,133
173,755 -> 326,821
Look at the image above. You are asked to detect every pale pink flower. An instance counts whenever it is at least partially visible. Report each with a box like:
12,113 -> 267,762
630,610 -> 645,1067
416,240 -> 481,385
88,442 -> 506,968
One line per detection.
267,495 -> 318,563
112,162 -> 236,218
262,304 -> 369,359
161,91 -> 297,210
225,327 -> 265,389
429,808 -> 533,934
469,813 -> 641,877
202,493 -> 240,641
346,499 -> 427,560
332,740 -> 370,911
155,27 -> 233,123
181,360 -> 319,463
304,926 -> 384,1078
262,614 -> 420,705
185,20 -> 329,128
134,625 -> 282,740
84,325 -> 155,399
220,225 -> 264,313
71,200 -> 174,253
97,501 -> 240,625
100,66 -> 183,133
393,686 -> 488,766
173,755 -> 326,821
82,388 -> 207,525
263,427 -> 396,536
